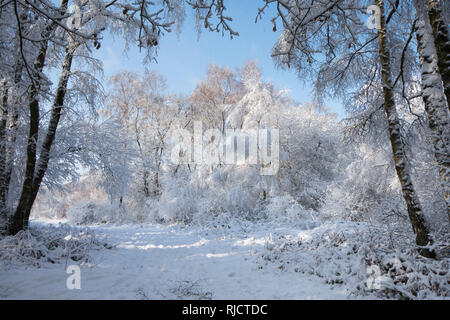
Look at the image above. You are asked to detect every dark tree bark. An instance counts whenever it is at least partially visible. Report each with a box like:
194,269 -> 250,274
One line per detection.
0,62 -> 23,231
0,23 -> 25,231
0,80 -> 9,206
376,0 -> 435,258
9,52 -> 47,234
30,43 -> 78,212
10,41 -> 76,234
9,0 -> 69,235
0,80 -> 8,230
428,0 -> 450,108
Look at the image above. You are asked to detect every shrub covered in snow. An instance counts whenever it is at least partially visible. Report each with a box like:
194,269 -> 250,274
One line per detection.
0,223 -> 110,268
66,201 -> 124,225
263,194 -> 319,228
320,144 -> 405,223
258,222 -> 449,299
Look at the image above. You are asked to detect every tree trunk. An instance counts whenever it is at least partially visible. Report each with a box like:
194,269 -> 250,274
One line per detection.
10,41 -> 76,235
0,80 -> 8,231
143,170 -> 150,198
31,44 -> 77,205
2,100 -> 20,202
9,72 -> 43,234
0,76 -> 22,233
376,0 -> 435,258
414,1 -> 450,218
9,1 -> 69,235
428,0 -> 450,108
0,32 -> 24,230
0,80 -> 9,204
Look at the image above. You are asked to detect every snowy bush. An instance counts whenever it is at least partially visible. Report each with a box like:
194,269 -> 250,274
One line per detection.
150,164 -> 266,224
321,144 -> 406,223
0,223 -> 110,268
154,177 -> 199,223
263,194 -> 319,228
168,280 -> 214,300
359,246 -> 450,299
66,201 -> 123,225
197,165 -> 267,221
258,222 -> 450,299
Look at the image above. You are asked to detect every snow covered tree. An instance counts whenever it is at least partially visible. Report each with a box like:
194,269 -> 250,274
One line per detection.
414,0 -> 450,218
106,70 -> 187,211
190,64 -> 244,134
256,0 -> 436,257
426,0 -> 450,106
6,0 -> 107,235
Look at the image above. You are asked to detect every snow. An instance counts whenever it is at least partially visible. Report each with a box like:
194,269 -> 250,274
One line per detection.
0,220 -> 352,300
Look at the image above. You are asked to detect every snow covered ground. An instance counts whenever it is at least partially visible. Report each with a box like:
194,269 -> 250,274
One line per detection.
0,220 -> 355,300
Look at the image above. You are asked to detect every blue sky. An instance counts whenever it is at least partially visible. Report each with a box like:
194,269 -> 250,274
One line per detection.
95,1 -> 346,118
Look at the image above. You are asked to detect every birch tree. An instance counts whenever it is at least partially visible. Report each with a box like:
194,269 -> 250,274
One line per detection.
375,0 -> 433,257
190,64 -> 244,134
413,0 -> 450,218
427,0 -> 450,106
107,71 -> 186,201
256,0 -> 436,257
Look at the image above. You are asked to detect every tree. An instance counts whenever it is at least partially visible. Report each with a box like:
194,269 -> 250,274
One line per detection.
6,0 -> 105,234
427,0 -> 450,106
106,70 -> 186,201
190,64 -> 244,133
256,0 -> 436,257
414,0 -> 450,218
375,0 -> 433,257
